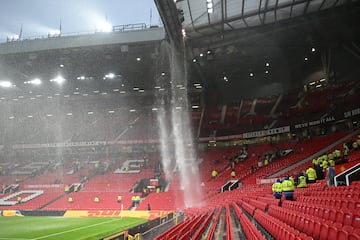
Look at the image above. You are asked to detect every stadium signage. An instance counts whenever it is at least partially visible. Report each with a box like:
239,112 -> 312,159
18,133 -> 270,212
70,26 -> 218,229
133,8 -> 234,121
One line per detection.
242,126 -> 290,139
344,107 -> 360,118
198,126 -> 290,142
64,210 -> 172,220
294,116 -> 336,129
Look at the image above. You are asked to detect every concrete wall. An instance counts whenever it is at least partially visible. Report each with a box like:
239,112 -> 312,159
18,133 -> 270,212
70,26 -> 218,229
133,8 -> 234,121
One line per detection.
0,28 -> 165,54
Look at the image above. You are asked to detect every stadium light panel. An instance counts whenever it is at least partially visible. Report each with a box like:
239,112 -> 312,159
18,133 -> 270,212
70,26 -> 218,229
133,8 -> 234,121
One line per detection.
152,107 -> 158,111
9,116 -> 15,119
105,73 -> 115,79
0,81 -> 13,88
50,76 -> 65,84
96,21 -> 112,32
88,111 -> 94,115
48,30 -> 61,37
26,78 -> 42,85
182,29 -> 186,38
265,62 -> 270,67
249,72 -> 254,77
136,57 -> 141,61
311,47 -> 316,52
7,34 -> 19,41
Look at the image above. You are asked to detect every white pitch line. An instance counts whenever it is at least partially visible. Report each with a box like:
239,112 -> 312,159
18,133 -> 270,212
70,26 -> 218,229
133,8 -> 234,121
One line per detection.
0,238 -> 31,240
33,218 -> 120,240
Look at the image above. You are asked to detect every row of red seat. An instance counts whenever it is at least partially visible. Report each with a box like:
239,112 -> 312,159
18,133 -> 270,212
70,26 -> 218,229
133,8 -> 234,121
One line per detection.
268,204 -> 360,240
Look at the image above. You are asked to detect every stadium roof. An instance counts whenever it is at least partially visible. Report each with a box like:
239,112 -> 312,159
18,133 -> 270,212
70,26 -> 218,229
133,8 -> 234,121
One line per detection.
157,0 -> 360,101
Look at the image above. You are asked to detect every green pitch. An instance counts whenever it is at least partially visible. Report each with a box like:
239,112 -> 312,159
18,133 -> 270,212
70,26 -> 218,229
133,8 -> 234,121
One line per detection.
0,216 -> 147,240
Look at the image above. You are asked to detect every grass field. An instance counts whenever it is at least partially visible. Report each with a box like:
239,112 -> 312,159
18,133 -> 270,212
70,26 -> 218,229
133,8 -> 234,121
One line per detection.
0,216 -> 147,240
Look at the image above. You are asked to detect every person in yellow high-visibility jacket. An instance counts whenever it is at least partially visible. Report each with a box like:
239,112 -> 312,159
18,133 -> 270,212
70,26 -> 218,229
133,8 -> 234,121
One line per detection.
282,176 -> 295,200
272,179 -> 282,199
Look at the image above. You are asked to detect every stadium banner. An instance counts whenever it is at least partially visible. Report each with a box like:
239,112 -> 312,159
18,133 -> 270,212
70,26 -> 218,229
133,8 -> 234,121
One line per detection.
256,178 -> 278,184
64,210 -> 173,220
344,107 -> 360,118
1,210 -> 23,217
242,126 -> 290,139
294,116 -> 336,129
12,139 -> 160,149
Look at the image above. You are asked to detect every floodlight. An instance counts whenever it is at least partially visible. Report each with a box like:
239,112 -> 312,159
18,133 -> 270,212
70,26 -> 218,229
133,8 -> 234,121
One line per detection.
50,76 -> 65,84
136,57 -> 141,61
0,81 -> 13,88
7,35 -> 19,41
48,30 -> 61,37
29,78 -> 42,85
105,73 -> 115,79
249,72 -> 254,77
96,21 -> 112,32
182,29 -> 186,38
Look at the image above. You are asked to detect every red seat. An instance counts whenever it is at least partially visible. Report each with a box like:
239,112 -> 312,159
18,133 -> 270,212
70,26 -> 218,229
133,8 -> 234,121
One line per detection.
335,210 -> 345,224
352,215 -> 360,228
303,218 -> 314,236
348,232 -> 360,240
342,225 -> 354,233
344,212 -> 354,226
313,221 -> 321,240
319,223 -> 329,240
327,226 -> 338,240
337,230 -> 349,240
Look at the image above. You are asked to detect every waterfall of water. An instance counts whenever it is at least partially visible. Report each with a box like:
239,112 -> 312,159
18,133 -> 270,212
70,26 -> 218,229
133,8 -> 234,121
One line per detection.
156,40 -> 203,208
